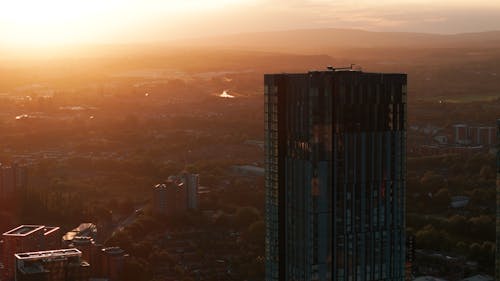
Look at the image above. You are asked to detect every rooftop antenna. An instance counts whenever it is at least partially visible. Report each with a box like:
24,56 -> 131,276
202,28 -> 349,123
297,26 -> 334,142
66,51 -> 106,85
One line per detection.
326,64 -> 362,71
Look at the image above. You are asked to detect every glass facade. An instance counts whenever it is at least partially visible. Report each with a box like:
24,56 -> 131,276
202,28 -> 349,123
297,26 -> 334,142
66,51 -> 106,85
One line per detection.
265,70 -> 407,281
496,119 -> 500,281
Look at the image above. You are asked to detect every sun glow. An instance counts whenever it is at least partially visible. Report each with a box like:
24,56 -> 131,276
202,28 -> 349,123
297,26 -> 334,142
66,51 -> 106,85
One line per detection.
1,0 -> 498,49
0,0 -> 246,47
0,0 -> 123,46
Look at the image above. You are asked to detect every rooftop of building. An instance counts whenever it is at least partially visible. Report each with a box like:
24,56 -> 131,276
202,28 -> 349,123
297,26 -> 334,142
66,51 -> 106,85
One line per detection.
72,222 -> 96,233
155,180 -> 183,190
43,226 -> 60,236
71,236 -> 94,245
3,225 -> 46,236
15,248 -> 81,261
102,247 -> 125,256
265,66 -> 406,76
17,258 -> 88,275
62,223 -> 97,241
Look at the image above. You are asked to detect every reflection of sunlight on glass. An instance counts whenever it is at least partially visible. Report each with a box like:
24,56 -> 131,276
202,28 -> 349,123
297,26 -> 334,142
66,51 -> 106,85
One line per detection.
219,90 -> 235,98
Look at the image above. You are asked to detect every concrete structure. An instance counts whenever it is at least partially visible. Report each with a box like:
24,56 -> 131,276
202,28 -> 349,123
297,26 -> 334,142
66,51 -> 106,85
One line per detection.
62,223 -> 97,247
71,237 -> 94,270
452,124 -> 496,146
153,179 -> 187,215
2,225 -> 60,281
62,236 -> 125,280
453,124 -> 469,145
153,172 -> 199,214
101,247 -> 127,281
0,163 -> 28,210
90,244 -> 104,278
469,126 -> 496,146
14,248 -> 89,281
264,69 -> 407,281
181,172 -> 199,210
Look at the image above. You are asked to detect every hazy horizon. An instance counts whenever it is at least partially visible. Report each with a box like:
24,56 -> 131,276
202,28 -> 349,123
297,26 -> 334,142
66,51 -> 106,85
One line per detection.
2,0 -> 500,48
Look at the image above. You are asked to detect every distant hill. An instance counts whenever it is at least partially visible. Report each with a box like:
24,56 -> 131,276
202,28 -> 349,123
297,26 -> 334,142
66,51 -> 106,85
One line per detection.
178,28 -> 500,51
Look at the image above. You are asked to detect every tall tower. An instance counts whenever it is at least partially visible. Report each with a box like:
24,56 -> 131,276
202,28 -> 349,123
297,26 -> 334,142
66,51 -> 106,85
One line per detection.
496,119 -> 500,281
264,69 -> 407,281
181,172 -> 199,209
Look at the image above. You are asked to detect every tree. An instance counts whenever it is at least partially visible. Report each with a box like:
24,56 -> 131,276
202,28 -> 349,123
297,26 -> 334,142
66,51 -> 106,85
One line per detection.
479,165 -> 494,180
133,240 -> 153,259
420,171 -> 446,193
214,213 -> 233,228
123,257 -> 150,281
416,225 -> 449,250
469,215 -> 494,241
235,207 -> 260,229
455,241 -> 468,255
468,242 -> 482,260
447,215 -> 467,234
244,220 -> 265,244
433,188 -> 450,206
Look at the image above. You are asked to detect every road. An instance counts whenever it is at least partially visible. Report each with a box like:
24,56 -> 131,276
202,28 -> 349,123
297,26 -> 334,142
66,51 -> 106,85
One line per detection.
104,203 -> 148,244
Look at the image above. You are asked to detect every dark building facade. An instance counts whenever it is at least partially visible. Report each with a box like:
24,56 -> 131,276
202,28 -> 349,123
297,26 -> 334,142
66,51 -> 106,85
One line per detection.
496,119 -> 500,281
264,69 -> 407,281
0,163 -> 28,212
152,180 -> 187,215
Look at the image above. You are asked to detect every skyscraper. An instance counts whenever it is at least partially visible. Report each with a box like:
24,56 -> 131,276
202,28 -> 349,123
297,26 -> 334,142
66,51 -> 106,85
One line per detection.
152,179 -> 188,215
181,172 -> 199,210
264,68 -> 407,281
496,119 -> 500,281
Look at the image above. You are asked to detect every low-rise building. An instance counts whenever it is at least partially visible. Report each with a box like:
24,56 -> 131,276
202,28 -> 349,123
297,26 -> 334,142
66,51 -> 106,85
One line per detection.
62,223 -> 97,247
2,225 -> 61,281
15,248 -> 89,281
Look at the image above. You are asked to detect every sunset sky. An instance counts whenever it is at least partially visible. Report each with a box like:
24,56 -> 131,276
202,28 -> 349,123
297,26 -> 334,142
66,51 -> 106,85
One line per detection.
1,0 -> 500,46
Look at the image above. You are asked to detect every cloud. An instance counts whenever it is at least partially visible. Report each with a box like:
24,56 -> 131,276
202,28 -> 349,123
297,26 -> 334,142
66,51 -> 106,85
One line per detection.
240,0 -> 500,33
